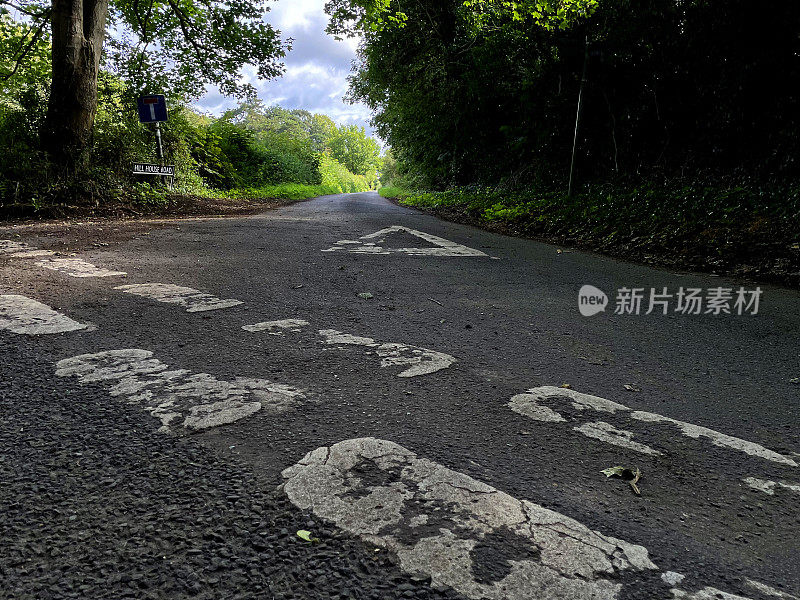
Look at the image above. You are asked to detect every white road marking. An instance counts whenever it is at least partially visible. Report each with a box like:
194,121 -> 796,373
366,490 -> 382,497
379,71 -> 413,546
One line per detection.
574,421 -> 662,456
10,250 -> 55,258
284,438 -> 758,600
56,349 -> 303,432
0,240 -> 32,254
0,294 -> 88,335
319,329 -> 456,377
322,225 -> 489,257
283,438 -> 658,600
671,587 -> 752,600
509,386 -> 796,466
745,579 -> 800,599
0,240 -> 54,258
242,319 -> 309,334
663,572 -> 686,586
114,283 -> 243,312
742,477 -> 800,496
36,257 -> 126,278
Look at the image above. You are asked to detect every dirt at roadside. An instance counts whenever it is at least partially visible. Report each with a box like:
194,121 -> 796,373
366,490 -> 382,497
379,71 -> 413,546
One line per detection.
0,194 -> 296,223
0,195 -> 299,253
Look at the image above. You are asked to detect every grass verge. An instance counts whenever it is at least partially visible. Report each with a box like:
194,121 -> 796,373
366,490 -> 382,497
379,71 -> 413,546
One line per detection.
397,181 -> 800,286
378,186 -> 407,199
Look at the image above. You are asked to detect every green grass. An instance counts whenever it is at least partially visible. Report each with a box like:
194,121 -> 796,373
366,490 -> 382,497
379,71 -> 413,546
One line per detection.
378,186 -> 407,199
396,181 -> 800,282
199,183 -> 354,201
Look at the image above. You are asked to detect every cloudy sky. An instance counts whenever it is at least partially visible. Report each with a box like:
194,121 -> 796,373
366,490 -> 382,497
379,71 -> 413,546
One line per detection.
194,0 -> 375,136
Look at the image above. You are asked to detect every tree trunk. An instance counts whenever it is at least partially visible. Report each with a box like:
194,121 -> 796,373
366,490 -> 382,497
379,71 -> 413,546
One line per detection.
42,0 -> 108,170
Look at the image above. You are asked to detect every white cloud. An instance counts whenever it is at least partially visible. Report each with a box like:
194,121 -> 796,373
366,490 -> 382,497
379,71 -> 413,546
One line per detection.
193,0 -> 376,137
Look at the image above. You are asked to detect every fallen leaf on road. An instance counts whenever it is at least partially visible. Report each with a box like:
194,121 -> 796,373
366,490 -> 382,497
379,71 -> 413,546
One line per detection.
559,383 -> 572,389
358,292 -> 374,299
601,466 -> 627,478
296,530 -> 319,543
601,466 -> 643,496
790,378 -> 799,384
624,384 -> 642,392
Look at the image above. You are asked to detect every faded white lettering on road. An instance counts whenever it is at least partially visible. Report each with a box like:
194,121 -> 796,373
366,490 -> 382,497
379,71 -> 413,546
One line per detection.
509,386 -> 796,466
0,295 -> 88,335
574,421 -> 662,456
36,257 -> 126,278
56,349 -> 303,432
742,477 -> 800,496
671,587 -> 753,600
0,240 -> 33,254
115,283 -> 243,312
319,329 -> 456,377
745,579 -> 800,599
283,438 -> 658,600
322,225 -> 489,257
1,239 -> 57,258
10,250 -> 55,258
242,319 -> 309,335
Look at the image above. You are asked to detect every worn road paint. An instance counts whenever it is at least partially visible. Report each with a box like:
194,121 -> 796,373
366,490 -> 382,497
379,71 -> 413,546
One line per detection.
0,240 -> 33,254
509,386 -> 796,467
56,349 -> 303,432
36,258 -> 126,278
0,240 -> 55,258
663,572 -> 687,586
322,225 -> 489,257
115,283 -> 243,312
283,438 -> 661,600
745,579 -> 800,599
742,477 -> 800,496
319,329 -> 456,377
574,421 -> 662,456
671,587 -> 753,599
9,250 -> 55,258
0,295 -> 88,335
242,319 -> 309,335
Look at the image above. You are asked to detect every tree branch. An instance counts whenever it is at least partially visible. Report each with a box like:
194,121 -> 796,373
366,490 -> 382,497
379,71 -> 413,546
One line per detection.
166,0 -> 210,57
0,11 -> 50,82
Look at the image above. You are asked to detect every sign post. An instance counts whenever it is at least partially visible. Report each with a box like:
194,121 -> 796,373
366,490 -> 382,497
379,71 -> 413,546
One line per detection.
135,95 -> 173,187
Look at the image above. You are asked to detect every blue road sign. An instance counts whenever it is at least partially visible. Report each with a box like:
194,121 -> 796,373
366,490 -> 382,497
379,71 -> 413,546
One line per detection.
137,95 -> 168,123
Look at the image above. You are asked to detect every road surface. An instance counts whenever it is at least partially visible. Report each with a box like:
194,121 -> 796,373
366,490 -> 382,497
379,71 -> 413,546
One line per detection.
2,192 -> 799,600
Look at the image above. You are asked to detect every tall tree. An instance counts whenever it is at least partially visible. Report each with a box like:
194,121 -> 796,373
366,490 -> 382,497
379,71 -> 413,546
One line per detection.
1,0 -> 288,170
328,0 -> 800,188
328,123 -> 381,178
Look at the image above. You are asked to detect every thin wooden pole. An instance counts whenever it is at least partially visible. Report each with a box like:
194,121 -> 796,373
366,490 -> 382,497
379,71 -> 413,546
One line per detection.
568,34 -> 589,197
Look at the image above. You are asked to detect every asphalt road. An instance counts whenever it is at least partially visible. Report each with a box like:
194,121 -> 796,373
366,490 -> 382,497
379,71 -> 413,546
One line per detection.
2,191 -> 799,600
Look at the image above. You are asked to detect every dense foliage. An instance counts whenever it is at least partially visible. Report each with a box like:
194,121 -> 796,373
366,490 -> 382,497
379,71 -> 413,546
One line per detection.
0,16 -> 379,214
330,0 -> 800,189
393,180 -> 800,285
